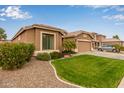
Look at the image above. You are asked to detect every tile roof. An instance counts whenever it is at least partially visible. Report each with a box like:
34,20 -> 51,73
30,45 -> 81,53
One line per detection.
64,30 -> 94,38
12,24 -> 67,40
102,38 -> 123,42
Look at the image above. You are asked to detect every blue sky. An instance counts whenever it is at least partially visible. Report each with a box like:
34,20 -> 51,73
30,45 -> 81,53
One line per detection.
0,5 -> 124,40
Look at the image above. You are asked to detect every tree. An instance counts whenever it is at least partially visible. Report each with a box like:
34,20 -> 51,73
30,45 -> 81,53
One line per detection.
63,40 -> 76,51
0,28 -> 7,40
113,35 -> 119,39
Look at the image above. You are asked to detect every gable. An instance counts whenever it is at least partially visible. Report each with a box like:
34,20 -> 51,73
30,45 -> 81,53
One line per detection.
76,33 -> 93,40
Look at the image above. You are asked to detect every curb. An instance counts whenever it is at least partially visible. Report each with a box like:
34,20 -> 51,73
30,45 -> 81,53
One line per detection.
49,61 -> 82,88
118,77 -> 124,88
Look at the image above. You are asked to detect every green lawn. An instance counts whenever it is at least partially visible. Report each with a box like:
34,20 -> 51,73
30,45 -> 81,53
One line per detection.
52,55 -> 124,88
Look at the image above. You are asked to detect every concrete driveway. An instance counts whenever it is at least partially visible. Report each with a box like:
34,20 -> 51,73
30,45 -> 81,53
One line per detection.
80,51 -> 124,60
0,58 -> 76,88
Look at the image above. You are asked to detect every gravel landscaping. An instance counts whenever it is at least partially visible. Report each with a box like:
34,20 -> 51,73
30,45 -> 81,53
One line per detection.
0,58 -> 76,88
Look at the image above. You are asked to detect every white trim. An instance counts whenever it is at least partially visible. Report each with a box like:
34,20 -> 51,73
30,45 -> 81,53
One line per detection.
40,31 -> 56,51
49,61 -> 82,88
91,42 -> 93,51
77,39 -> 91,42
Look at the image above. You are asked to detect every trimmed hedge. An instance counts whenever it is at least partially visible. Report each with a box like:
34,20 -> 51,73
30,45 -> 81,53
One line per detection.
50,51 -> 63,59
0,43 -> 35,70
36,52 -> 51,61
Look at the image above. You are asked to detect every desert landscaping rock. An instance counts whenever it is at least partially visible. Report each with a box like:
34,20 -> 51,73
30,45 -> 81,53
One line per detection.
0,58 -> 76,88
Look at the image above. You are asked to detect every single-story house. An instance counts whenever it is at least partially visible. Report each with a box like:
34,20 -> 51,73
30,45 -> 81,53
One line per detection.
101,38 -> 124,46
12,24 -> 67,54
64,30 -> 94,52
0,40 -> 11,43
11,24 -> 124,54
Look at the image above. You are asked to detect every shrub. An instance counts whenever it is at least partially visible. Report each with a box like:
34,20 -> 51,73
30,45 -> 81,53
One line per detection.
62,50 -> 76,54
113,44 -> 124,51
25,43 -> 35,61
50,51 -> 63,59
120,46 -> 124,51
0,43 -> 35,70
113,44 -> 121,50
63,40 -> 76,51
36,52 -> 50,61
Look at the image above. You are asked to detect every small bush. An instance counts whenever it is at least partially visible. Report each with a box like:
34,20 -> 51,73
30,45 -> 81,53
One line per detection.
113,44 -> 124,51
62,50 -> 76,54
36,52 -> 50,61
0,43 -> 35,70
120,46 -> 124,51
50,51 -> 63,59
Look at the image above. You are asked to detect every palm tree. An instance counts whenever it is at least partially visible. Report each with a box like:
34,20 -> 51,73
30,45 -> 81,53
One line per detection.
0,28 -> 7,40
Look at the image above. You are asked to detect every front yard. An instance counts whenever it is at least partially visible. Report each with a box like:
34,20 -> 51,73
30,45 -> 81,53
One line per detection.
52,55 -> 124,88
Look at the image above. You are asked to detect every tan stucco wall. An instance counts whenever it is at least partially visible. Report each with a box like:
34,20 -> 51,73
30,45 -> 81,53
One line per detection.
12,29 -> 35,44
102,41 -> 123,46
76,33 -> 92,40
12,28 -> 63,52
63,37 -> 75,42
96,35 -> 106,41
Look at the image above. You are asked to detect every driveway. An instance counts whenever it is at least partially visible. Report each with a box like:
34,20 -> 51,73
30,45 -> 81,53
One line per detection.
79,51 -> 124,60
0,58 -> 76,88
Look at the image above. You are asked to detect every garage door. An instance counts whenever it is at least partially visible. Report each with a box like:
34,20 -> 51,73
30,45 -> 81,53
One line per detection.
78,41 -> 91,52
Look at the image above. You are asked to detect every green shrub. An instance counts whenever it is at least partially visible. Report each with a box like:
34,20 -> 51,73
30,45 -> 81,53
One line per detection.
50,51 -> 63,59
36,52 -> 50,61
63,40 -> 76,51
0,43 -> 35,70
25,43 -> 35,61
62,50 -> 76,54
113,44 -> 121,50
120,46 -> 124,51
113,44 -> 124,51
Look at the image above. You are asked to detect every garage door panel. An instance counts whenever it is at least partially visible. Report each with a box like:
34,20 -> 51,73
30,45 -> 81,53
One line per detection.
78,41 -> 91,52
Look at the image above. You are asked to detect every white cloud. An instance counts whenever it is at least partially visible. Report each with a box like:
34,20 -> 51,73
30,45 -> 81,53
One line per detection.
114,6 -> 124,12
0,18 -> 6,21
103,14 -> 124,21
85,5 -> 111,9
102,8 -> 110,13
0,6 -> 32,20
86,5 -> 124,13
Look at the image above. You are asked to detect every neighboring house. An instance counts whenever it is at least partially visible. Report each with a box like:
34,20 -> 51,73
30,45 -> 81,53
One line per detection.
91,32 -> 106,49
11,24 -> 124,54
101,38 -> 123,46
64,30 -> 94,52
91,32 -> 123,48
0,40 -> 11,43
12,24 -> 67,54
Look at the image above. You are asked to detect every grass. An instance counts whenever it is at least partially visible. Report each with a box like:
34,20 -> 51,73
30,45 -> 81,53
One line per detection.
52,55 -> 124,88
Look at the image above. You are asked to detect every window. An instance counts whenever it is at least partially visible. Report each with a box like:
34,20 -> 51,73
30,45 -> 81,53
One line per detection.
42,33 -> 54,50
